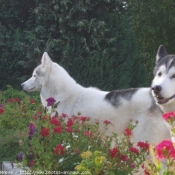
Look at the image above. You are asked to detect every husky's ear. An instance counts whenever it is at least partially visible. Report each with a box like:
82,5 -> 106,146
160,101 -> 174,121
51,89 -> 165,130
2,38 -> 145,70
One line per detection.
41,52 -> 52,68
156,45 -> 168,62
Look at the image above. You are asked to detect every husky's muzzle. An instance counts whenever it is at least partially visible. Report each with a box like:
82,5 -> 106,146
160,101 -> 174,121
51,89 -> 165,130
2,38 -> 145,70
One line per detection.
152,85 -> 175,104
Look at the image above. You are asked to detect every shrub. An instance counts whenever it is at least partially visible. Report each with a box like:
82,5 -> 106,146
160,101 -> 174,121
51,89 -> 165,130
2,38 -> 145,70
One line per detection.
0,86 -> 40,162
0,0 -> 146,90
17,97 -> 149,174
144,111 -> 175,174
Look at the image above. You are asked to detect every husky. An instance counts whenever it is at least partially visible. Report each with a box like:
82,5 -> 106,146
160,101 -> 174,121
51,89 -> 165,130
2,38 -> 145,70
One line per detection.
152,45 -> 175,114
21,52 -> 171,145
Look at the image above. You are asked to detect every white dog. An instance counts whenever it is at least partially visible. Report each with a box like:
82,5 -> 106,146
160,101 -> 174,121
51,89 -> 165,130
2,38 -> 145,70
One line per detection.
21,52 -> 171,144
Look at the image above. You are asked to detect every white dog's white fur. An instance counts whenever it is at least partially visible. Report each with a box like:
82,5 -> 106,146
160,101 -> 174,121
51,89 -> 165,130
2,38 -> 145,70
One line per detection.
21,52 -> 171,145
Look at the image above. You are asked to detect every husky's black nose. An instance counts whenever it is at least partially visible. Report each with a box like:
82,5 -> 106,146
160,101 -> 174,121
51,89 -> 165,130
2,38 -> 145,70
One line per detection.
152,85 -> 162,94
21,83 -> 24,88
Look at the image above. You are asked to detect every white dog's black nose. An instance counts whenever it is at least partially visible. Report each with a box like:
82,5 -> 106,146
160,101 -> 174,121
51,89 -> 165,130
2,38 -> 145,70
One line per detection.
21,83 -> 24,88
152,85 -> 162,94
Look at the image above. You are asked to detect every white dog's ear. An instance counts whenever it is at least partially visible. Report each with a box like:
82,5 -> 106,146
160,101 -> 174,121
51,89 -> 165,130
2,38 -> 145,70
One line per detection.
41,52 -> 52,68
156,45 -> 168,62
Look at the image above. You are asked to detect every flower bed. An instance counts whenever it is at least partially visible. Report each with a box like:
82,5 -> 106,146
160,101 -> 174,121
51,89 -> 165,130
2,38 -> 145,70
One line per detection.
0,86 -> 175,174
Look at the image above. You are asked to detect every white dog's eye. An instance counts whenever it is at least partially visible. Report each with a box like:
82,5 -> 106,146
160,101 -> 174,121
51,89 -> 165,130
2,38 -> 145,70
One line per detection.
33,75 -> 36,77
171,74 -> 175,79
158,72 -> 162,77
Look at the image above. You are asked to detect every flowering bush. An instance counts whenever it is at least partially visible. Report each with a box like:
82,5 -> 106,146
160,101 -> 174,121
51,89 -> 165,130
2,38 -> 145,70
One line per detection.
144,111 -> 175,174
0,87 -> 153,174
0,86 -> 41,162
12,97 -> 149,175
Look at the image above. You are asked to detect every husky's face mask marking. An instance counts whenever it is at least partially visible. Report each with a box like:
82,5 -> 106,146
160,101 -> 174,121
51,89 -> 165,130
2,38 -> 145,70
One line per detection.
152,45 -> 175,104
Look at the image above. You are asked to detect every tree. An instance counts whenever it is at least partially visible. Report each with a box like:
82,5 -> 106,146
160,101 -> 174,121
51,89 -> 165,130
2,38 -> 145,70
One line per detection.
0,0 -> 145,90
127,0 -> 175,83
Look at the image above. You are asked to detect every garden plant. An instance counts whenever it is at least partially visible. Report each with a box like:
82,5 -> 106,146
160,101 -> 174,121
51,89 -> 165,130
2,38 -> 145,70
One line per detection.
1,86 -> 175,175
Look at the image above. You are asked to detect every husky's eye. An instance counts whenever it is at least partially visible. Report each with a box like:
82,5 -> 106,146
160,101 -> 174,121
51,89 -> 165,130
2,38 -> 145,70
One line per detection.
33,75 -> 36,77
158,72 -> 162,77
171,74 -> 175,79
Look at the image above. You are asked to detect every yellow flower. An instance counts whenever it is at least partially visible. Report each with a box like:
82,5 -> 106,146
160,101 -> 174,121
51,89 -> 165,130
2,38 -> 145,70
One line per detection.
75,165 -> 87,171
95,156 -> 105,166
81,151 -> 92,159
94,150 -> 102,156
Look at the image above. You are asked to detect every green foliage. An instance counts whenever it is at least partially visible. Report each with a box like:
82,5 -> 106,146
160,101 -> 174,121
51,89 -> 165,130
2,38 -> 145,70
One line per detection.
127,0 -> 175,82
0,86 -> 40,162
20,100 -> 149,174
0,0 -> 145,90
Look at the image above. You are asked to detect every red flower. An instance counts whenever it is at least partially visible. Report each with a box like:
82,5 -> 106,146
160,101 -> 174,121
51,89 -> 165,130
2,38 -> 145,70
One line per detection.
7,98 -> 20,103
42,116 -> 47,120
73,115 -> 79,120
30,100 -> 35,104
120,154 -> 129,161
124,128 -> 132,136
53,127 -> 62,134
66,118 -> 74,127
162,111 -> 175,121
50,116 -> 60,125
84,130 -> 93,137
103,120 -> 112,125
65,127 -> 73,133
109,147 -> 118,158
74,148 -> 80,154
129,147 -> 139,154
33,116 -> 37,120
80,116 -> 89,122
0,108 -> 4,114
137,141 -> 149,151
62,113 -> 68,118
144,169 -> 150,175
54,144 -> 65,156
40,127 -> 50,137
155,140 -> 175,160
29,161 -> 35,166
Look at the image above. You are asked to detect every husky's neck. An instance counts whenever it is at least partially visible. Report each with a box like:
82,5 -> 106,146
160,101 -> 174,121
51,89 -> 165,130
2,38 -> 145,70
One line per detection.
159,101 -> 175,113
40,62 -> 84,108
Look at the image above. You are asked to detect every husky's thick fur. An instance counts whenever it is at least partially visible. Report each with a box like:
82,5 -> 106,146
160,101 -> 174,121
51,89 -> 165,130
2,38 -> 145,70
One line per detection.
21,52 -> 171,144
152,45 -> 175,113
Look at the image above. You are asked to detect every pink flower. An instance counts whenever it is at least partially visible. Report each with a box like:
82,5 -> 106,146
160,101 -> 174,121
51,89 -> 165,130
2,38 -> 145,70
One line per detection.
53,127 -> 62,134
162,111 -> 175,121
46,97 -> 56,106
103,120 -> 112,125
129,147 -> 139,154
155,140 -> 175,160
109,147 -> 118,158
124,128 -> 132,136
